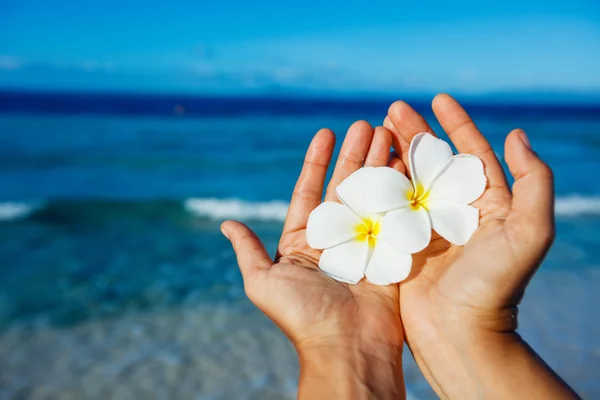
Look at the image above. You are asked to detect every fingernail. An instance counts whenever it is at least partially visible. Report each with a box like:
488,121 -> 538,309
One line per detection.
220,226 -> 230,240
519,130 -> 531,149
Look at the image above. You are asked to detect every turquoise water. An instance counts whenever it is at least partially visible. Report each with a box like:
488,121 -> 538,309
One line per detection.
1,94 -> 599,398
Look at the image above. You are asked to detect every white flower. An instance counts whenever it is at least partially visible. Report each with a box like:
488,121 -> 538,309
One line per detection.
360,133 -> 487,254
306,167 -> 413,285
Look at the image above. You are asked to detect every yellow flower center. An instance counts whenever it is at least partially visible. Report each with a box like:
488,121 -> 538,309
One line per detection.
355,217 -> 380,248
407,182 -> 430,210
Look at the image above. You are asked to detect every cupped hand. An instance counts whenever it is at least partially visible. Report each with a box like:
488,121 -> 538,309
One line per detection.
221,122 -> 406,398
384,94 -> 575,398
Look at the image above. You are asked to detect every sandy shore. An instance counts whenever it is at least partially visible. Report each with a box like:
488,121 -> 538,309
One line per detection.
1,268 -> 599,399
0,304 -> 301,400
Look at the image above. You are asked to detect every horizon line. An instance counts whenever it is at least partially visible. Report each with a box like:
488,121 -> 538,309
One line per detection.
1,88 -> 600,118
2,86 -> 600,102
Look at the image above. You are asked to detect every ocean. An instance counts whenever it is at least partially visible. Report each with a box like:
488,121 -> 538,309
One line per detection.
0,90 -> 599,399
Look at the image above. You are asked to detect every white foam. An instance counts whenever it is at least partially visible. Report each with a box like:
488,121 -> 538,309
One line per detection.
184,198 -> 289,221
0,202 -> 38,222
555,195 -> 600,217
2,196 -> 597,224
185,195 -> 600,222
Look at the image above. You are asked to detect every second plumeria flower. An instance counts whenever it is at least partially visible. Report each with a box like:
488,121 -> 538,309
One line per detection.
361,132 -> 487,254
306,167 -> 413,286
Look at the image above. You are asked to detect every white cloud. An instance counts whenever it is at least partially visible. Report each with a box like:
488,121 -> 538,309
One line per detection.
77,60 -> 116,72
0,55 -> 23,71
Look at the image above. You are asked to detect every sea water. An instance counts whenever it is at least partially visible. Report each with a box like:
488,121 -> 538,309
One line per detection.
0,92 -> 599,399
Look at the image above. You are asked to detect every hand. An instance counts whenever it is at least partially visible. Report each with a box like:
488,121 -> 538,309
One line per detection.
221,122 -> 406,399
384,94 -> 578,399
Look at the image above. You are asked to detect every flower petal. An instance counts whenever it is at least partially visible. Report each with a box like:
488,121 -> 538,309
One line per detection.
409,133 -> 453,189
428,200 -> 479,245
319,240 -> 368,284
306,202 -> 362,249
359,166 -> 412,213
336,167 -> 372,217
365,240 -> 412,285
428,154 -> 486,204
378,207 -> 431,254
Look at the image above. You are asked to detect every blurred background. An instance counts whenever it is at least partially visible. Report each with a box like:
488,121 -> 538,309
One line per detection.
1,1 -> 599,399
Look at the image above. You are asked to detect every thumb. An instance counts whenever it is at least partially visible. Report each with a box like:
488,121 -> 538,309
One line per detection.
221,220 -> 272,281
504,129 -> 555,258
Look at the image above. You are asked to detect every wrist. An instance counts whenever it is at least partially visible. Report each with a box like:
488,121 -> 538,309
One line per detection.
409,321 -> 578,399
458,332 -> 578,399
407,297 -> 520,367
403,301 -> 524,398
297,337 -> 405,400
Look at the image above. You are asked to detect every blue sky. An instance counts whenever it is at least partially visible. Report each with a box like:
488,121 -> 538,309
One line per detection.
1,0 -> 599,96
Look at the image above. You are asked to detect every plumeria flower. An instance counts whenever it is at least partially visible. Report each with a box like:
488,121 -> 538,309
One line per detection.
360,132 -> 487,254
306,167 -> 413,286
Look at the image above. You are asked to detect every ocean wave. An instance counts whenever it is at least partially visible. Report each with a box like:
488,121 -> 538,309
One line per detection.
555,195 -> 600,217
184,198 -> 289,222
0,202 -> 40,222
2,195 -> 599,224
184,195 -> 600,221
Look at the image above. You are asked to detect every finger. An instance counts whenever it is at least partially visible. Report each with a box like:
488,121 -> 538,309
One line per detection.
432,94 -> 510,191
387,101 -> 436,140
504,129 -> 555,255
364,126 -> 392,167
383,116 -> 410,160
221,221 -> 273,280
388,154 -> 406,174
387,101 -> 435,170
382,115 -> 392,129
325,120 -> 374,201
283,129 -> 335,233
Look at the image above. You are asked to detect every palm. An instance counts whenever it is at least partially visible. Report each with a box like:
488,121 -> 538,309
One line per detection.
399,187 -> 512,335
223,122 -> 406,350
255,241 -> 400,345
385,94 -> 555,374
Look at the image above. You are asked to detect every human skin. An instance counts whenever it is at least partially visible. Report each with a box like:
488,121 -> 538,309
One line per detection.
221,122 -> 408,400
382,93 -> 580,399
222,94 -> 580,399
